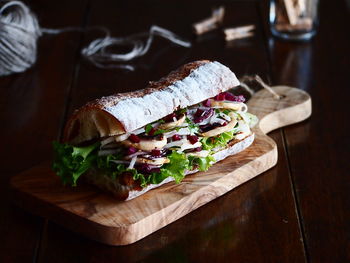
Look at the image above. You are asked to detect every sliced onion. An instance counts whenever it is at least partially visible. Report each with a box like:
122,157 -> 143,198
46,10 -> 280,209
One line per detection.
115,133 -> 130,142
147,164 -> 162,168
195,118 -> 208,126
137,163 -> 163,174
189,106 -> 211,112
209,115 -> 226,125
125,151 -> 147,159
208,113 -> 218,124
180,141 -> 202,152
177,127 -> 191,135
132,127 -> 145,135
218,112 -> 231,122
164,139 -> 188,148
164,130 -> 178,138
187,107 -> 211,122
128,156 -> 137,169
152,122 -> 160,128
187,108 -> 198,115
101,137 -> 115,146
217,119 -> 227,125
193,108 -> 214,124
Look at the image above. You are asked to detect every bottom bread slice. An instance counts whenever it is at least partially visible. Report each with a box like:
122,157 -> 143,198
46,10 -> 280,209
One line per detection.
85,133 -> 255,201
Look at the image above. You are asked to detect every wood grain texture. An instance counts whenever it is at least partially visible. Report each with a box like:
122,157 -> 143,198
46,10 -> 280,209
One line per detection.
267,0 -> 350,261
11,86 -> 311,245
36,2 -> 309,260
0,0 -> 88,262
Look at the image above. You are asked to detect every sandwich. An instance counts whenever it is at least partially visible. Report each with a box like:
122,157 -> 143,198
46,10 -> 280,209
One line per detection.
53,60 -> 258,201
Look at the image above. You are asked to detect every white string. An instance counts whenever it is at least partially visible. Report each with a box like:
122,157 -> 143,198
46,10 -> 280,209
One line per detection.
81,25 -> 192,71
240,75 -> 282,100
238,82 -> 255,96
0,1 -> 192,76
0,1 -> 41,76
254,75 -> 281,99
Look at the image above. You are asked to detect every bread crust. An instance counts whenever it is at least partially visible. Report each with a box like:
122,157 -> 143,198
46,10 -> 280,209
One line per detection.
64,60 -> 240,145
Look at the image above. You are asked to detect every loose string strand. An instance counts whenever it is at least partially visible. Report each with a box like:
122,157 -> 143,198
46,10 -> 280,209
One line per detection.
81,25 -> 192,71
0,1 -> 192,75
240,75 -> 282,100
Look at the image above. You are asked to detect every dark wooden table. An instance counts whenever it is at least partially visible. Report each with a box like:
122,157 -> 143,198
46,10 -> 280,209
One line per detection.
1,0 -> 349,262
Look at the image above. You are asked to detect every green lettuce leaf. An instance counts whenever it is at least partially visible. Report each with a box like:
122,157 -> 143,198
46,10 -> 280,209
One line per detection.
188,155 -> 216,172
53,143 -> 216,188
52,141 -> 99,186
201,130 -> 236,151
196,155 -> 216,171
159,151 -> 190,183
96,151 -> 195,187
145,124 -> 153,134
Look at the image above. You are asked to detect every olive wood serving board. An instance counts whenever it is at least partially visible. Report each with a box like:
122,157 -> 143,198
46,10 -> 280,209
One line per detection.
11,86 -> 311,246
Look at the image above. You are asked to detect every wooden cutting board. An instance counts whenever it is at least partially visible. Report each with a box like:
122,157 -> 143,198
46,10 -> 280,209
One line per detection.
11,86 -> 311,246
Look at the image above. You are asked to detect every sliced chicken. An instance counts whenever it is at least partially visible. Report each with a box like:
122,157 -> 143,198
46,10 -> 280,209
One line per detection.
158,114 -> 186,129
137,157 -> 170,165
121,135 -> 167,151
211,101 -> 245,111
201,113 -> 237,137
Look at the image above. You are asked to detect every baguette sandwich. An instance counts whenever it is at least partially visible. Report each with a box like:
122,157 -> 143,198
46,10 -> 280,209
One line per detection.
53,60 -> 258,200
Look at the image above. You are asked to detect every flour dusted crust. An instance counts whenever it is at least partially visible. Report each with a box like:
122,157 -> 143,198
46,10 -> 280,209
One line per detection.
64,60 -> 240,145
85,134 -> 254,201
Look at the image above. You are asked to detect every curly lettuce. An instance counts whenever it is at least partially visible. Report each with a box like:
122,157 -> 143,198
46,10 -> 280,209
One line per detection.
200,130 -> 236,151
188,155 -> 216,172
157,151 -> 190,183
52,142 -> 215,188
52,141 -> 99,186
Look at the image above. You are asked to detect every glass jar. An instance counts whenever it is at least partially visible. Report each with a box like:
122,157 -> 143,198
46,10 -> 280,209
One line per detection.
269,0 -> 319,41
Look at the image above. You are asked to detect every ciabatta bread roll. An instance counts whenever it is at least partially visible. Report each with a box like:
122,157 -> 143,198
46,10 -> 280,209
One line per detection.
53,60 -> 258,201
64,60 -> 239,145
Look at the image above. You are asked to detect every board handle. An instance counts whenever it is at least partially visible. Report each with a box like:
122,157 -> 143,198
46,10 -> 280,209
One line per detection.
247,86 -> 312,134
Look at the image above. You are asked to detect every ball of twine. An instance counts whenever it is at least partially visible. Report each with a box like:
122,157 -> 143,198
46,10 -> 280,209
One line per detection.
0,1 -> 41,76
0,1 -> 191,76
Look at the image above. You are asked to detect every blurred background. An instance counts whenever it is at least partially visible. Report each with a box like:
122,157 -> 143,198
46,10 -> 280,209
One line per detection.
1,0 -> 349,262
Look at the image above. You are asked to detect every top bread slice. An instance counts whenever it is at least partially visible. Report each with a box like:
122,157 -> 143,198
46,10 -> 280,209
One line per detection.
64,60 -> 240,145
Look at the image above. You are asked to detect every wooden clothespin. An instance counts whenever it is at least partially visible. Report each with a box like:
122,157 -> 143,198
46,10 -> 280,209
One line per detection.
296,0 -> 306,16
193,6 -> 225,35
224,25 -> 255,42
281,0 -> 312,31
283,0 -> 298,25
